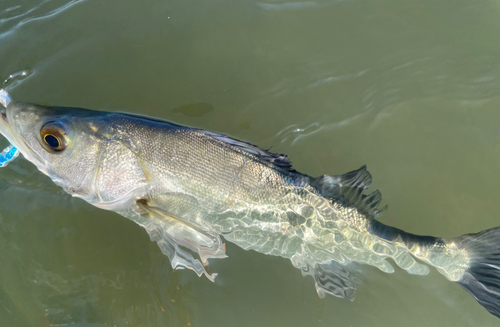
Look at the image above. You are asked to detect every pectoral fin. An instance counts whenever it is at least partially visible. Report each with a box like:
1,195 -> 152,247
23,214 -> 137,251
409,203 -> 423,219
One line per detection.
136,201 -> 227,281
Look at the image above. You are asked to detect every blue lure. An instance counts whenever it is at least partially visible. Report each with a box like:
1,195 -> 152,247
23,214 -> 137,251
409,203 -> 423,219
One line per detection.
0,89 -> 19,167
0,144 -> 19,167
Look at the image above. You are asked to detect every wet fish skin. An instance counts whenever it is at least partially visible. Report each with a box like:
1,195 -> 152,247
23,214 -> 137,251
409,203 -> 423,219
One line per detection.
1,91 -> 500,319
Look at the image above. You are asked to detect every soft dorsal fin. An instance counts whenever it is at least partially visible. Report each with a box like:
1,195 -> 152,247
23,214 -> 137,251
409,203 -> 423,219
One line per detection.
313,166 -> 385,218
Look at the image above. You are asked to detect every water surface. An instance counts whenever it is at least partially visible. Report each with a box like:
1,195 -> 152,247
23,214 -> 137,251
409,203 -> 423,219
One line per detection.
1,0 -> 500,326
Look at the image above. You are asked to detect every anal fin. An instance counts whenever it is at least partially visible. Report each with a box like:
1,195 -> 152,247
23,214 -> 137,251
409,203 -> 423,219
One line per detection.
296,259 -> 360,300
136,201 -> 227,281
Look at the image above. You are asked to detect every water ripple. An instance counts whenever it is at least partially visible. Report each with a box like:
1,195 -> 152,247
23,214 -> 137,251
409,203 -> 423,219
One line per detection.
257,1 -> 319,11
2,69 -> 34,88
276,123 -> 321,145
256,0 -> 349,11
0,0 -> 86,38
306,69 -> 369,89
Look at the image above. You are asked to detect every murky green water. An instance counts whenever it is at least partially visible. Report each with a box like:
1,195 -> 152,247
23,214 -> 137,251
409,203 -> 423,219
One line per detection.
1,0 -> 500,326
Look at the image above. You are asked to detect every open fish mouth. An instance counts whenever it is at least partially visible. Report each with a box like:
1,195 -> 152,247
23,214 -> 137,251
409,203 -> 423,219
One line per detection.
0,89 -> 10,123
0,89 -> 13,142
0,89 -> 22,152
0,111 -> 7,126
0,89 -> 42,165
0,106 -> 7,123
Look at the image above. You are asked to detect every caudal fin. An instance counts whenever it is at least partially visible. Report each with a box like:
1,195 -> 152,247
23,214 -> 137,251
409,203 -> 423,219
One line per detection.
455,226 -> 500,318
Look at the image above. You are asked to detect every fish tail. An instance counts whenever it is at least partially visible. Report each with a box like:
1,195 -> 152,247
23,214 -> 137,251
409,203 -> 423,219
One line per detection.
370,220 -> 500,318
453,226 -> 500,318
313,165 -> 500,317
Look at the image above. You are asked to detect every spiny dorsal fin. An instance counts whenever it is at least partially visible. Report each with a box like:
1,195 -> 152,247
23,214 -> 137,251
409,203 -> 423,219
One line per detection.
313,166 -> 385,218
200,130 -> 294,170
117,112 -> 295,171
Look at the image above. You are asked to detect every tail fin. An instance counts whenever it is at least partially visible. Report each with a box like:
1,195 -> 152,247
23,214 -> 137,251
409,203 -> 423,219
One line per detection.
455,226 -> 500,318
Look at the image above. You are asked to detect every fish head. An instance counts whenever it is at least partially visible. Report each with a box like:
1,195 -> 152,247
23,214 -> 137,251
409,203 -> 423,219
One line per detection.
1,96 -> 107,190
0,91 -> 146,208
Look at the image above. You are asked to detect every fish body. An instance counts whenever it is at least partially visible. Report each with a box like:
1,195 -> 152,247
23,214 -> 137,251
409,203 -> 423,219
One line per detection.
0,90 -> 499,317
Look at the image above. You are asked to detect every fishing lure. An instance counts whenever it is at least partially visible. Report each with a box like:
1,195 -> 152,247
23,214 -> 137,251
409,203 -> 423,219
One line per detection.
0,89 -> 19,167
0,144 -> 19,167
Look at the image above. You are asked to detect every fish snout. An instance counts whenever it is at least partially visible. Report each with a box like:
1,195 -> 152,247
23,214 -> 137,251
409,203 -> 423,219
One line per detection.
0,89 -> 11,123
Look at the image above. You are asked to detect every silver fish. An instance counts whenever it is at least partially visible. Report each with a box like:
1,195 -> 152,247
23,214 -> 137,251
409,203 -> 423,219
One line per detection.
1,89 -> 499,318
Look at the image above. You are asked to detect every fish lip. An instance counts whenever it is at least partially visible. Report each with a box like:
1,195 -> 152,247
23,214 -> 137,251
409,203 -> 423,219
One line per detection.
0,95 -> 46,167
0,106 -> 14,144
0,89 -> 11,108
0,88 -> 13,140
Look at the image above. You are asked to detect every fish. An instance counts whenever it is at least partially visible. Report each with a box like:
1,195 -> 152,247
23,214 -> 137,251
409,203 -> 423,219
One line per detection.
0,88 -> 499,319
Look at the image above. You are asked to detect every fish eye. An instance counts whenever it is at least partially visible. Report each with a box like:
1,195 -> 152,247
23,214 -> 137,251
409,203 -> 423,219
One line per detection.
40,122 -> 68,152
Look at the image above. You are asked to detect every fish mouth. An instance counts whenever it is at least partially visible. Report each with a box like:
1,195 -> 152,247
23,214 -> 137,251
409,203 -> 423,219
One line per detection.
0,89 -> 11,109
0,90 -> 52,176
0,91 -> 9,124
0,89 -> 15,145
1,110 -> 7,124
